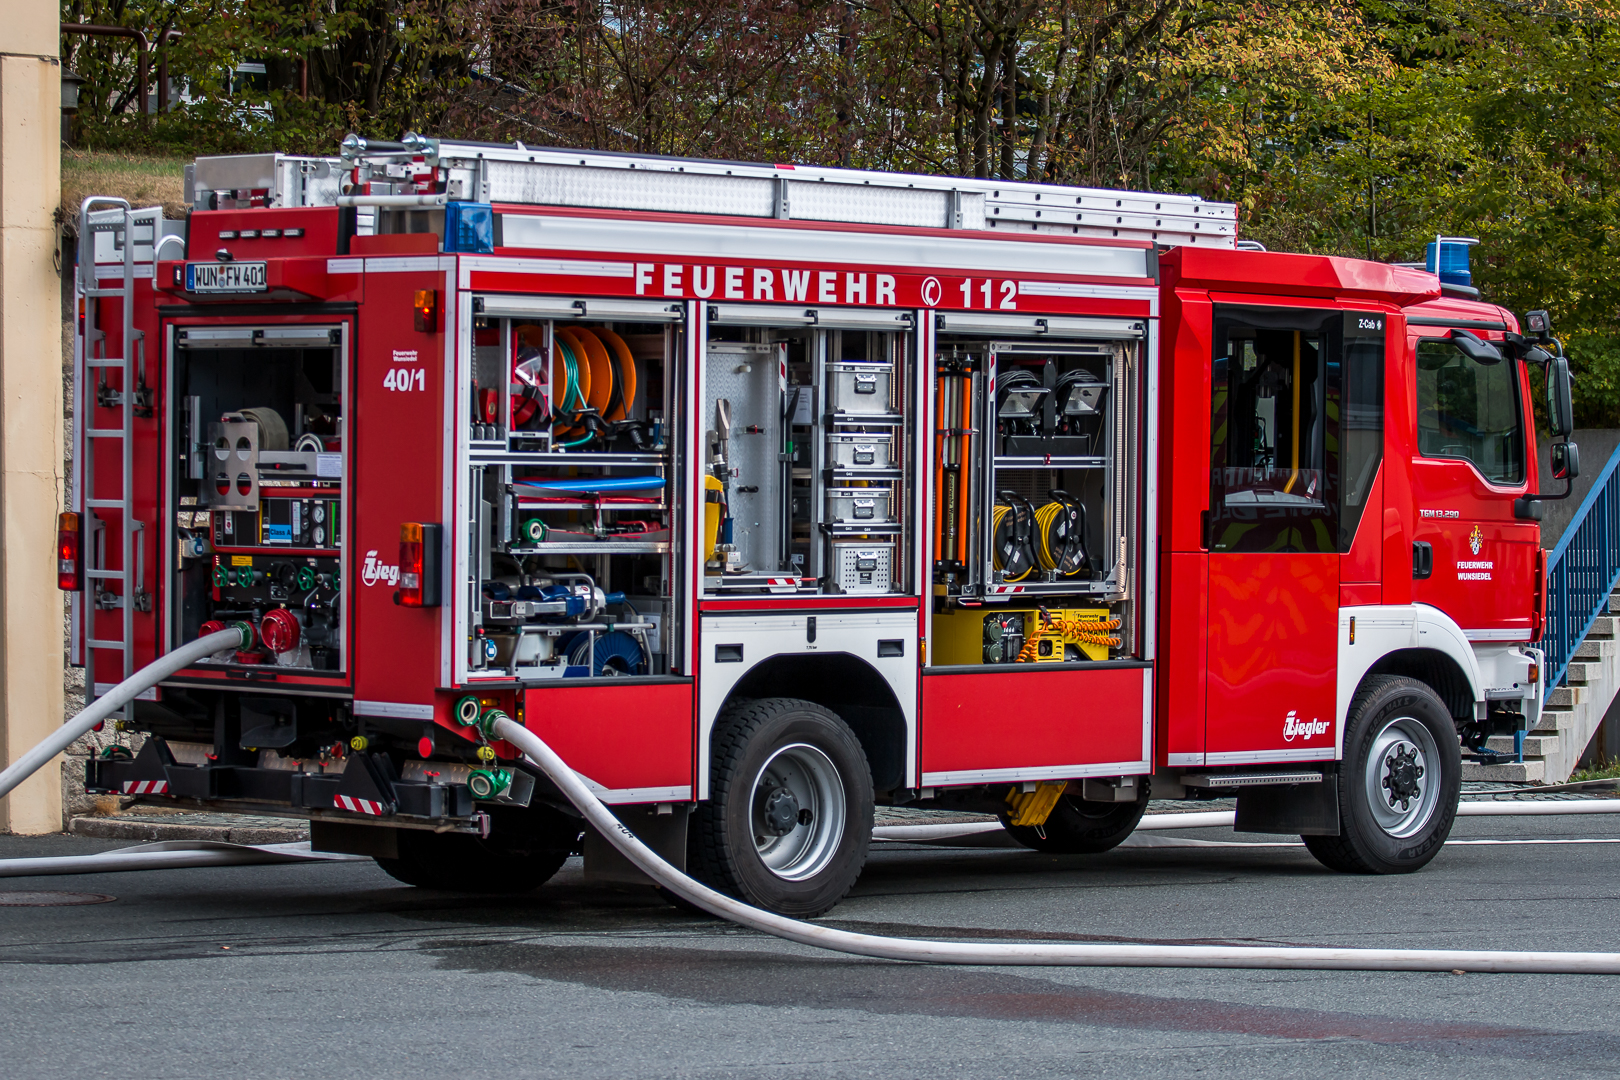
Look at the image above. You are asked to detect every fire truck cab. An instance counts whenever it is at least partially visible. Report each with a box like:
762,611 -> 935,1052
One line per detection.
70,137 -> 1569,915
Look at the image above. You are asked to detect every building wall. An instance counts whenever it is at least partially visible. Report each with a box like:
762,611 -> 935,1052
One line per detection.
0,12 -> 65,833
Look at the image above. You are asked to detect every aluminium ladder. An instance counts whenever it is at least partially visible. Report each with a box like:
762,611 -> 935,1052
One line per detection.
76,198 -> 157,720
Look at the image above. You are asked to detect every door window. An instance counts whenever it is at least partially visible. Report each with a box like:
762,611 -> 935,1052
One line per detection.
1209,307 -> 1384,553
1415,338 -> 1524,484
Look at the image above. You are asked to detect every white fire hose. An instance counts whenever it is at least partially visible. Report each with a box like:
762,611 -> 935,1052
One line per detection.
492,717 -> 1620,975
0,627 -> 248,803
3,632 -> 1619,973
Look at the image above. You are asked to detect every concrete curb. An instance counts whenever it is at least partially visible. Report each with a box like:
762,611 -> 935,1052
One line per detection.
69,815 -> 308,846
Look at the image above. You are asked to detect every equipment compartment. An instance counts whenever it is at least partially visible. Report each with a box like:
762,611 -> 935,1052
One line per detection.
701,318 -> 914,596
168,324 -> 348,675
465,309 -> 682,682
929,331 -> 1144,666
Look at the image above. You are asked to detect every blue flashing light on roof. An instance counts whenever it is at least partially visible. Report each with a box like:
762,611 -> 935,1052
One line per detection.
1425,235 -> 1479,288
444,202 -> 494,254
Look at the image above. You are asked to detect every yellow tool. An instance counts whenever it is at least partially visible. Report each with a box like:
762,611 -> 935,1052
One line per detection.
703,474 -> 724,565
1018,607 -> 1122,663
1006,781 -> 1067,826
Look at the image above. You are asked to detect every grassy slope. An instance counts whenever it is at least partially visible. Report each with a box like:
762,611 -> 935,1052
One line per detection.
61,149 -> 189,219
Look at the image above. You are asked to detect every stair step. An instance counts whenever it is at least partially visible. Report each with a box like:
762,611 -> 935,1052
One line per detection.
1547,685 -> 1588,707
1574,638 -> 1614,660
1586,617 -> 1616,639
1532,710 -> 1569,732
1608,593 -> 1620,614
1564,661 -> 1600,684
1486,734 -> 1560,756
1460,760 -> 1547,783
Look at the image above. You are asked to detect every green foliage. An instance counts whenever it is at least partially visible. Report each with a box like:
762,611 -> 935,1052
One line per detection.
62,0 -> 1620,417
1568,334 -> 1620,429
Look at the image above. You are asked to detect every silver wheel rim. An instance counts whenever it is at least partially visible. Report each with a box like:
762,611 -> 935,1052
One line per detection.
750,743 -> 846,881
1364,714 -> 1441,839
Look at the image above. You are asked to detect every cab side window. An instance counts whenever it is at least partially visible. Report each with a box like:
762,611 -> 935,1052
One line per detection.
1208,307 -> 1383,554
1415,338 -> 1524,484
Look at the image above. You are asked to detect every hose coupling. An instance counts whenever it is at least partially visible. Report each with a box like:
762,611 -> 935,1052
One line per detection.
476,708 -> 509,740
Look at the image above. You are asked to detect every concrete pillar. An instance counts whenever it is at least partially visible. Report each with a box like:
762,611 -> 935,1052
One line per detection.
0,13 -> 64,833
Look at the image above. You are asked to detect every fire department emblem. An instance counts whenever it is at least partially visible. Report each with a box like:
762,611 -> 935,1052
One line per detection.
1468,525 -> 1484,556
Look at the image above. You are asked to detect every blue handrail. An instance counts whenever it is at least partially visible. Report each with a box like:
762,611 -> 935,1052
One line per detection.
1543,441 -> 1620,699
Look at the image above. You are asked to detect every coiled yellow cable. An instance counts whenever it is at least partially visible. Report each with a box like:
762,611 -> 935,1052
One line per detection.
1015,609 -> 1122,662
991,504 -> 1033,582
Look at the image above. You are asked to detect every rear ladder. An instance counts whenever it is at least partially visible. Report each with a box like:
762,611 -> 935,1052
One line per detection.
75,199 -> 160,718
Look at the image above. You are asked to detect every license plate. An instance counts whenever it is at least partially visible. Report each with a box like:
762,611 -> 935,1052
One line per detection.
186,261 -> 267,294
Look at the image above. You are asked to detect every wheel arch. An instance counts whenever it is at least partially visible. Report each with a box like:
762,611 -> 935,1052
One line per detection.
1362,649 -> 1475,725
721,652 -> 908,794
1339,604 -> 1485,756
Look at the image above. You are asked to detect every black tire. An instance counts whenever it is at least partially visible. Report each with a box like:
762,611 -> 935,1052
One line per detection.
1303,675 -> 1461,874
375,803 -> 578,893
1005,780 -> 1149,854
689,697 -> 874,918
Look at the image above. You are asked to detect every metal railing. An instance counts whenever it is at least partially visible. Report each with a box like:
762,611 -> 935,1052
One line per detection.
1543,441 -> 1620,698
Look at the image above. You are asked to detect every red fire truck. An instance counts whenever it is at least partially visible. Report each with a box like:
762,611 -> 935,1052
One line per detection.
69,135 -> 1573,916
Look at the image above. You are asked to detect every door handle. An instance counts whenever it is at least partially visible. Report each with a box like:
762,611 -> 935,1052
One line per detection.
1413,541 -> 1434,580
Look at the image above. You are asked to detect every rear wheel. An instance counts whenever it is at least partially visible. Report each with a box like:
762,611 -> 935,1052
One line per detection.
689,697 -> 873,917
375,803 -> 578,893
1303,675 -> 1460,874
1005,781 -> 1149,854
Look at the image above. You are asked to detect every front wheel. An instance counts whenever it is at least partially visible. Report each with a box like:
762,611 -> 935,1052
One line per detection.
689,698 -> 873,917
1303,675 -> 1460,874
1005,781 -> 1149,854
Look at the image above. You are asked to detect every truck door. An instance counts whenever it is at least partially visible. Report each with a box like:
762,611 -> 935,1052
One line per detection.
1204,307 -> 1384,762
1408,327 -> 1538,636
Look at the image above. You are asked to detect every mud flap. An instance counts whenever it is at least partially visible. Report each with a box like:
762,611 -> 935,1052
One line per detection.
583,804 -> 689,885
1234,776 -> 1340,836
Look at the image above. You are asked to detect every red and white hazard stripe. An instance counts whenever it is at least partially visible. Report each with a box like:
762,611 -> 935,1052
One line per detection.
335,794 -> 386,816
121,779 -> 169,795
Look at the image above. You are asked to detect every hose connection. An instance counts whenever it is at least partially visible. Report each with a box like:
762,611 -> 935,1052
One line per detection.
453,695 -> 482,727
466,767 -> 513,800
476,708 -> 509,741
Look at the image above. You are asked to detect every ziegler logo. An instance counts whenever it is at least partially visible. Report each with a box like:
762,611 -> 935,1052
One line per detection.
1469,525 -> 1484,556
1283,710 -> 1330,742
361,549 -> 399,587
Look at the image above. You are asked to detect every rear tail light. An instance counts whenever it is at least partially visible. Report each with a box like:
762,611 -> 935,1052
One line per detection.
395,522 -> 442,607
58,513 -> 81,591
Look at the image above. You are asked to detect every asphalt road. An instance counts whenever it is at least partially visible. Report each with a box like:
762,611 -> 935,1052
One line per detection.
2,810 -> 1619,1079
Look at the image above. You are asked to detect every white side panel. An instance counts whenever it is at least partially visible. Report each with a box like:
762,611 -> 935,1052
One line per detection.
697,611 -> 920,801
497,214 -> 1152,281
923,761 -> 1149,786
1337,603 -> 1487,754
443,272 -> 464,688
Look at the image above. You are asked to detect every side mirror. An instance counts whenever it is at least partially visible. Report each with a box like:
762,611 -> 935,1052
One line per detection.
1449,328 -> 1503,364
1547,355 -> 1574,437
1551,440 -> 1580,482
1525,309 -> 1552,341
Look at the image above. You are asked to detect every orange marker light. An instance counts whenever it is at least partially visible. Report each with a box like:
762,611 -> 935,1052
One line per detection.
413,289 -> 437,333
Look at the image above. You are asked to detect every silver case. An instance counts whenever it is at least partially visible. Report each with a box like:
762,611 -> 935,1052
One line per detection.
827,362 -> 894,416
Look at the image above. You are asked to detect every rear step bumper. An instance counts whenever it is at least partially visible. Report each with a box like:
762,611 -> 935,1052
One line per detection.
87,753 -> 484,831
